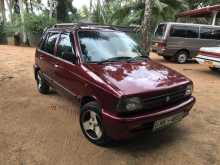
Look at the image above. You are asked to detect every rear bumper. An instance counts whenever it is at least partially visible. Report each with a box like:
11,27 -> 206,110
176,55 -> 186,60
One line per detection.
195,55 -> 220,69
102,96 -> 195,140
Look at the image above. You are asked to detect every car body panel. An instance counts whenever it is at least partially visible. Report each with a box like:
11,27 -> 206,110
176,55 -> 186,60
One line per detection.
34,26 -> 196,140
196,47 -> 220,69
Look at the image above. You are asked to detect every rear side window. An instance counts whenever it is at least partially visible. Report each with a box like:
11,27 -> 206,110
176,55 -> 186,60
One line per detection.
41,32 -> 59,54
215,12 -> 220,26
155,24 -> 166,38
170,25 -> 199,38
57,33 -> 75,62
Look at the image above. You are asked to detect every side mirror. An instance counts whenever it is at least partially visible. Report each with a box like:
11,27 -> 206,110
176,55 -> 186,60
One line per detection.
63,52 -> 77,63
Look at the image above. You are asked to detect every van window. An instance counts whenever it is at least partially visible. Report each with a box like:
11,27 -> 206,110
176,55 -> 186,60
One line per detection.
213,29 -> 220,40
185,26 -> 199,38
155,24 -> 166,38
170,25 -> 199,38
200,27 -> 214,40
41,33 -> 59,55
215,12 -> 220,26
170,26 -> 186,37
57,33 -> 75,62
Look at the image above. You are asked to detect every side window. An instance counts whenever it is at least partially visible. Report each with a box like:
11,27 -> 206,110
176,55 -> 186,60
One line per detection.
57,33 -> 75,62
213,29 -> 220,40
215,12 -> 220,26
185,26 -> 199,38
200,27 -> 214,40
41,33 -> 59,55
170,26 -> 187,38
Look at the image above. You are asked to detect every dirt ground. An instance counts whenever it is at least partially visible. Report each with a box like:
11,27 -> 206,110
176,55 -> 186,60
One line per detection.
0,45 -> 220,165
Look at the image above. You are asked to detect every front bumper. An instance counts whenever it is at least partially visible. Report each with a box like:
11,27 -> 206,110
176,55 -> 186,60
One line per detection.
102,96 -> 195,140
195,55 -> 220,69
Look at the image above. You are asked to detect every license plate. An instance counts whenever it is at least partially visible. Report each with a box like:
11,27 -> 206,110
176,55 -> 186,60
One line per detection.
153,112 -> 185,131
204,61 -> 214,67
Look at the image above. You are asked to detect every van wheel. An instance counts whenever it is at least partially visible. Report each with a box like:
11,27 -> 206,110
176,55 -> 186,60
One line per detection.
163,56 -> 172,61
80,101 -> 111,146
175,51 -> 188,64
36,71 -> 50,94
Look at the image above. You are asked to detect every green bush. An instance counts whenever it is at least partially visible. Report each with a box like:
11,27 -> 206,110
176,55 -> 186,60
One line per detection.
24,14 -> 56,34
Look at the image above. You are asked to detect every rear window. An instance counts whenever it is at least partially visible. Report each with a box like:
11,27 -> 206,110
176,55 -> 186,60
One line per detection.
170,25 -> 199,38
155,24 -> 166,38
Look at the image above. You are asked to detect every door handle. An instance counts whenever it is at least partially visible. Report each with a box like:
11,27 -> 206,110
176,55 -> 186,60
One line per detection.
54,64 -> 59,68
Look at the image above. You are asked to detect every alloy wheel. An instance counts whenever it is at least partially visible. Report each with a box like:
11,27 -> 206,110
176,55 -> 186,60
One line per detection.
82,110 -> 103,140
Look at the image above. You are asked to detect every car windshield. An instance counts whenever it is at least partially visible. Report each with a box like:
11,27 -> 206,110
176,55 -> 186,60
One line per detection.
78,30 -> 147,63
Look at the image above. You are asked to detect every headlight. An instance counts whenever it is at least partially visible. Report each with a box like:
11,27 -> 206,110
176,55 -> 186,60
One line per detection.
185,84 -> 193,96
118,97 -> 143,112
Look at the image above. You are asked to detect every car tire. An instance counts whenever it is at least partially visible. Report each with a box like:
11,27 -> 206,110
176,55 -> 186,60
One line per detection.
209,67 -> 219,71
80,101 -> 111,146
36,71 -> 50,94
163,56 -> 172,61
175,51 -> 188,64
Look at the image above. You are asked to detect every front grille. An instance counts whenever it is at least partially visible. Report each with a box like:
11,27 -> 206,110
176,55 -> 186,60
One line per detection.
142,87 -> 187,111
119,87 -> 188,117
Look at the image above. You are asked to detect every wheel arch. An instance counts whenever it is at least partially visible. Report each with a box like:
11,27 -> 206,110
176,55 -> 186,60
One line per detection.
80,95 -> 101,109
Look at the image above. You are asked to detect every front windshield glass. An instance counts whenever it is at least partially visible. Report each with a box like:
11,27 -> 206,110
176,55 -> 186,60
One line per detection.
78,30 -> 147,63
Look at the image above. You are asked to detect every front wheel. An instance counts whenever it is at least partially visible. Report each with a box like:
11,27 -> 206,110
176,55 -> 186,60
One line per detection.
80,101 -> 111,146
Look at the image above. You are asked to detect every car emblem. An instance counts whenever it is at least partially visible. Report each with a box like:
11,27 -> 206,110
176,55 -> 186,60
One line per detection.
166,96 -> 170,102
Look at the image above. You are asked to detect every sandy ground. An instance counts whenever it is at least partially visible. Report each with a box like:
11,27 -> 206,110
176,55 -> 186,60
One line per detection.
0,45 -> 220,165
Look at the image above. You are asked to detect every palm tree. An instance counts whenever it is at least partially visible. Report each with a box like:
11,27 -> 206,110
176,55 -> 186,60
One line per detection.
141,0 -> 152,51
0,0 -> 6,23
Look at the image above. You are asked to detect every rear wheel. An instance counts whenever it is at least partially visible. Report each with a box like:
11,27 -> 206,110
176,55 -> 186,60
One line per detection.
175,51 -> 188,64
36,71 -> 50,94
80,101 -> 111,146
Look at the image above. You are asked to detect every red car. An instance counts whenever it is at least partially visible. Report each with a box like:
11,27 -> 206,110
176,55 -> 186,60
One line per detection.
34,23 -> 195,145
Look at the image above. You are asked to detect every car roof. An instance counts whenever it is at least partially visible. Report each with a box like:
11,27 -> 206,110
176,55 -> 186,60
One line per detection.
158,22 -> 220,28
45,22 -> 140,33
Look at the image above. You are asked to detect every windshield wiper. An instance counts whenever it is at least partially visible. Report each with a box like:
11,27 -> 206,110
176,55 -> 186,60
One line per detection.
127,55 -> 148,62
97,56 -> 132,64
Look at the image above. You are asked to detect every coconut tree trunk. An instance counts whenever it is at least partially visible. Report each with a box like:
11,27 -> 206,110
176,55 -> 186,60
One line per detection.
5,0 -> 14,22
0,0 -> 6,23
141,0 -> 152,52
29,0 -> 33,13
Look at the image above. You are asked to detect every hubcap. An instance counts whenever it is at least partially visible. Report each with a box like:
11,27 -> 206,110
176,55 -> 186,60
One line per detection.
178,54 -> 187,63
82,110 -> 103,140
37,73 -> 42,89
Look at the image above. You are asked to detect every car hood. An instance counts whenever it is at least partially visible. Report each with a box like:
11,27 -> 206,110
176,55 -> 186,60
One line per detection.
86,60 -> 190,96
200,47 -> 220,54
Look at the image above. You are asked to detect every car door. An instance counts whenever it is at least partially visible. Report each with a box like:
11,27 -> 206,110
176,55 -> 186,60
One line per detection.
53,32 -> 83,97
38,32 -> 60,83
